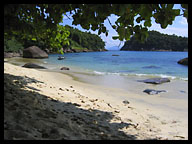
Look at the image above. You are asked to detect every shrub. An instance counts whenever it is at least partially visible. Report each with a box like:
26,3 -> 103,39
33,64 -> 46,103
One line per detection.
4,37 -> 24,52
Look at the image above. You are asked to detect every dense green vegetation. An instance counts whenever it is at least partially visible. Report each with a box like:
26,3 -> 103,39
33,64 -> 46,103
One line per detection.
4,23 -> 70,53
4,4 -> 188,49
120,30 -> 188,51
4,37 -> 24,53
64,25 -> 105,51
4,24 -> 105,53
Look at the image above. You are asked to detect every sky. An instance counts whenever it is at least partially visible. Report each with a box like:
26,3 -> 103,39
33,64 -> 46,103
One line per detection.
59,4 -> 188,50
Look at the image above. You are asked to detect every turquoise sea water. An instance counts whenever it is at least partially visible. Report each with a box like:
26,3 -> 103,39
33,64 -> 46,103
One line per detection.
44,51 -> 188,80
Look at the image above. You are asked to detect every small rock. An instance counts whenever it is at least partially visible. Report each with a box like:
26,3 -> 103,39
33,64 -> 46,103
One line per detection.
107,103 -> 112,108
60,67 -> 70,70
123,100 -> 130,105
114,110 -> 120,113
59,88 -> 64,91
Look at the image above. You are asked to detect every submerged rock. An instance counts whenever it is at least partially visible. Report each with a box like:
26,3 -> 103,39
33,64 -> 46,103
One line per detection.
58,56 -> 65,60
143,89 -> 166,95
112,54 -> 119,56
177,57 -> 188,66
22,63 -> 47,69
142,65 -> 161,69
138,78 -> 170,84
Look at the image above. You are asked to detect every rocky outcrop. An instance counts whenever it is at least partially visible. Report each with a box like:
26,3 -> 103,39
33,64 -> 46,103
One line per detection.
22,63 -> 47,69
62,48 -> 107,53
177,57 -> 188,66
23,46 -> 48,59
4,52 -> 21,58
138,78 -> 170,84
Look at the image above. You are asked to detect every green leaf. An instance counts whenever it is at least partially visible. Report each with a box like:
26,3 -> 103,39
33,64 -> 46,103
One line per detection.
60,48 -> 64,55
112,36 -> 119,40
173,9 -> 180,16
101,26 -> 106,33
144,20 -> 152,27
125,29 -> 130,40
98,28 -> 102,35
112,25 -> 116,29
136,17 -> 142,23
167,4 -> 174,9
105,31 -> 108,37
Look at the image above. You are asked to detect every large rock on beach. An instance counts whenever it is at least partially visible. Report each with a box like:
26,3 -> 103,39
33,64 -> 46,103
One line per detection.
138,78 -> 170,84
177,57 -> 188,66
23,46 -> 48,59
22,63 -> 47,69
143,89 -> 166,95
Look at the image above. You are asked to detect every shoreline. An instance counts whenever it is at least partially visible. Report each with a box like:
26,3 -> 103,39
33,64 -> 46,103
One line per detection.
4,62 -> 188,140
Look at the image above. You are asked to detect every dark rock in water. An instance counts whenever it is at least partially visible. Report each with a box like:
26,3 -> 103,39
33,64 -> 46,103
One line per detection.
143,89 -> 166,95
60,67 -> 70,70
58,56 -> 65,60
138,78 -> 170,84
177,57 -> 188,66
22,63 -> 47,69
112,54 -> 119,56
180,90 -> 187,93
23,46 -> 48,59
142,65 -> 161,69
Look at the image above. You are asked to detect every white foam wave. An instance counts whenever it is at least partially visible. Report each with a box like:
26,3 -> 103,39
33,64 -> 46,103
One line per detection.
93,71 -> 188,81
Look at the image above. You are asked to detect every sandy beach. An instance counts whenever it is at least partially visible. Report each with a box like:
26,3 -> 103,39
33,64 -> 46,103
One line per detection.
4,62 -> 188,140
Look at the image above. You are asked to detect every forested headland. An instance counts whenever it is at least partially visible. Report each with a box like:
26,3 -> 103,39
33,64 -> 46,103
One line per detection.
64,25 -> 106,52
120,30 -> 188,51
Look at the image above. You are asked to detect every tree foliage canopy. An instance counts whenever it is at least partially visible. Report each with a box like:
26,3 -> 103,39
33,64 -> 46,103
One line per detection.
4,4 -> 188,49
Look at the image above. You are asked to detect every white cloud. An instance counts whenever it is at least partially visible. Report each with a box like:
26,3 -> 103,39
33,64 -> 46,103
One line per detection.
179,17 -> 188,25
149,22 -> 188,37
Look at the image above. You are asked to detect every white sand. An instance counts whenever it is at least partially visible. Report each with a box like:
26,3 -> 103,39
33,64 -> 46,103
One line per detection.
4,62 -> 188,140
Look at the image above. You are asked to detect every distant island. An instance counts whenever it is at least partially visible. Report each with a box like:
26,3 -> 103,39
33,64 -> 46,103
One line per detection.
120,30 -> 188,52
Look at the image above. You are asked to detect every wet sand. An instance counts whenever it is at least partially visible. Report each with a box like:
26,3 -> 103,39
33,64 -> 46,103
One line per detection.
4,62 -> 188,140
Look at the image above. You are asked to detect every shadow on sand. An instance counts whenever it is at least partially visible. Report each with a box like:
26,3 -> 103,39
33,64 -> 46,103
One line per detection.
4,73 -> 154,140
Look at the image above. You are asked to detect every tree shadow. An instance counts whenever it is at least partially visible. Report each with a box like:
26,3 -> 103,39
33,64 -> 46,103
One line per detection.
4,73 -> 153,140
